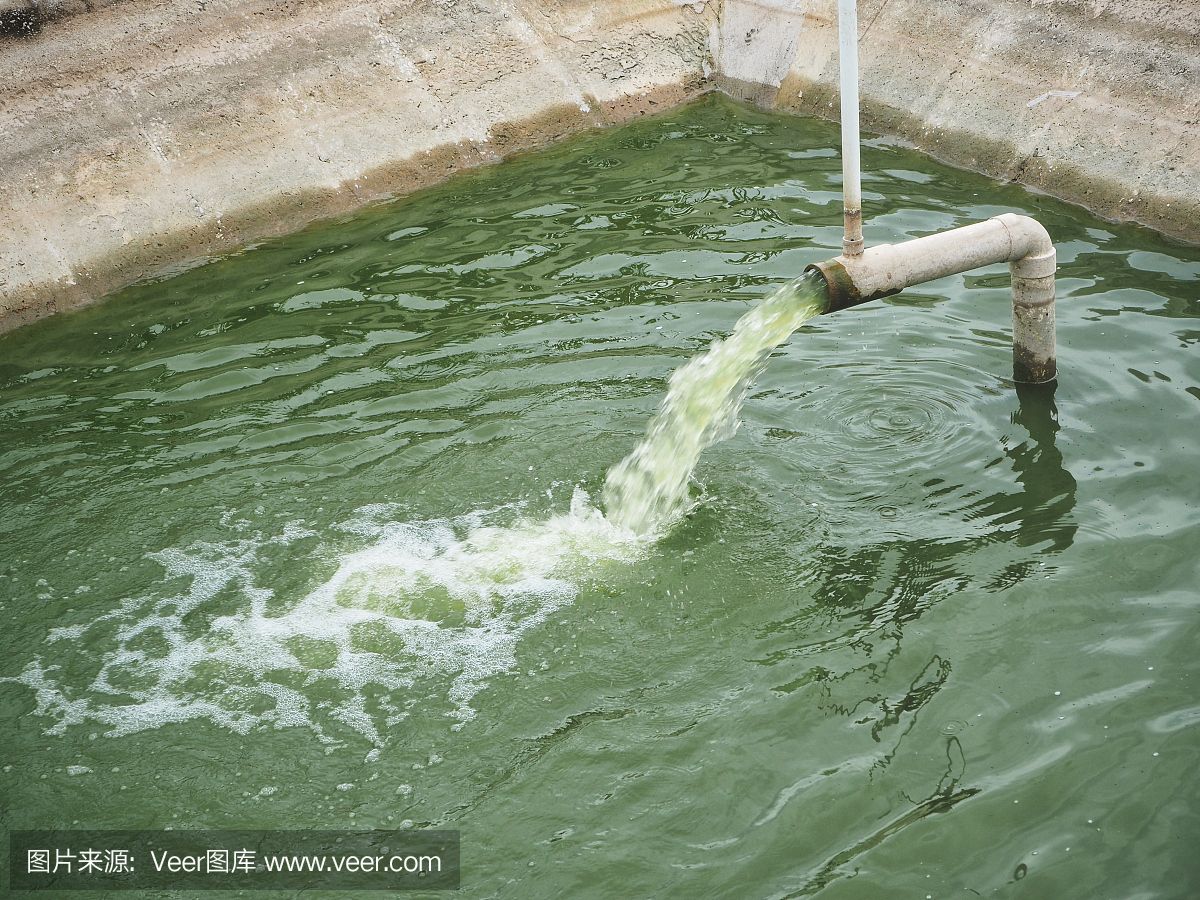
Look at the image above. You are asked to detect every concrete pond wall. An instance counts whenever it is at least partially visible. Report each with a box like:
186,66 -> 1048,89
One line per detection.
1,0 -> 1197,332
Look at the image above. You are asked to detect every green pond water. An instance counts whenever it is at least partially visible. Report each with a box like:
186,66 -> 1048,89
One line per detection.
2,95 -> 1199,898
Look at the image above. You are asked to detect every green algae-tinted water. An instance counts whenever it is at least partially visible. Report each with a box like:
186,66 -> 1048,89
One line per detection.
2,95 -> 1198,897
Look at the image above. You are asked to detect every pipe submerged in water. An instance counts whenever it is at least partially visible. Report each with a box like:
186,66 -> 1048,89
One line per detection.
819,0 -> 1057,385
805,213 -> 1058,384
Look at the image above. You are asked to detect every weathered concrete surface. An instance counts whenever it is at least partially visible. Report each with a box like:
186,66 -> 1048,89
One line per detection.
719,0 -> 1199,246
0,0 -> 713,331
1,2 -> 130,36
1,0 -> 1197,332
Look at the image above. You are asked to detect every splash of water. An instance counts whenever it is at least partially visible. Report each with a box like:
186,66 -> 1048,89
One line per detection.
13,491 -> 648,743
13,275 -> 827,741
603,272 -> 828,533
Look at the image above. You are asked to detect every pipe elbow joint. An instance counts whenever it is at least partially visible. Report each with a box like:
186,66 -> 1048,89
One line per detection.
995,213 -> 1056,280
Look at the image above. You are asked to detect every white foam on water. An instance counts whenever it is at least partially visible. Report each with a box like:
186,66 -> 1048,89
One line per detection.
14,489 -> 647,745
14,276 -> 827,744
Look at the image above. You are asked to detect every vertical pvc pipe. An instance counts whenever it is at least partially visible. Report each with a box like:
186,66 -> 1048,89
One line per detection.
837,0 -> 864,257
1010,246 -> 1058,384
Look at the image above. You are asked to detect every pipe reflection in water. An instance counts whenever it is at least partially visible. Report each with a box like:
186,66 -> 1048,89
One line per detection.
986,382 -> 1077,551
812,381 -> 1074,667
758,384 -> 1076,894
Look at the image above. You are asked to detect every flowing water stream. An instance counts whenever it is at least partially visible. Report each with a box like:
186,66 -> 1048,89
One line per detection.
2,97 -> 1197,898
604,273 -> 827,533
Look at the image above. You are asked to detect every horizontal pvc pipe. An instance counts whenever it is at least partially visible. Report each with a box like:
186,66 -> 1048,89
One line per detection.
806,213 -> 1057,384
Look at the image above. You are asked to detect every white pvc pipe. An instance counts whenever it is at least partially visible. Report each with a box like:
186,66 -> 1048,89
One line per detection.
826,214 -> 1053,299
816,8 -> 1060,384
837,0 -> 863,257
807,214 -> 1058,383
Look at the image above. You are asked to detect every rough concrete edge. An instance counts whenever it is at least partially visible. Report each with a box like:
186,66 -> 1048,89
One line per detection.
0,0 -> 129,40
5,32 -> 1195,336
0,78 -> 710,335
772,74 -> 1200,249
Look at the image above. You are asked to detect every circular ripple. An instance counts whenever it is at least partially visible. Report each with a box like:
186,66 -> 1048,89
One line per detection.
750,358 -> 1006,545
778,361 -> 992,484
